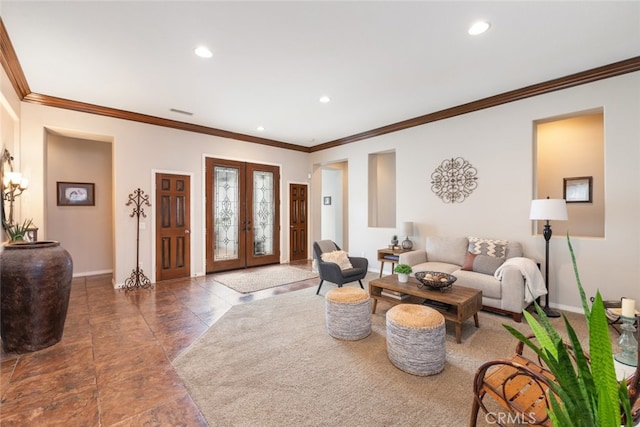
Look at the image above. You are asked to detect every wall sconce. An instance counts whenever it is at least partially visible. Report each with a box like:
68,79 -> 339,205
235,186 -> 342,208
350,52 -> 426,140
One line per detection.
2,148 -> 29,226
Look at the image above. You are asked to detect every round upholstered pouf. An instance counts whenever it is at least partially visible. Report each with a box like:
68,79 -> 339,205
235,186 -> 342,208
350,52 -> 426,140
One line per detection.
386,304 -> 446,376
325,287 -> 371,340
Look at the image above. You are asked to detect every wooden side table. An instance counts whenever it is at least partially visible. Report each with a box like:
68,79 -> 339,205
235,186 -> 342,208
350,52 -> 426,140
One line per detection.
377,248 -> 411,277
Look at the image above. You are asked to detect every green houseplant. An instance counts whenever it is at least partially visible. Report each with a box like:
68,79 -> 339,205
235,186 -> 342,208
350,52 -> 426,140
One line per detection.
503,234 -> 638,426
394,264 -> 412,283
394,264 -> 412,275
3,218 -> 33,242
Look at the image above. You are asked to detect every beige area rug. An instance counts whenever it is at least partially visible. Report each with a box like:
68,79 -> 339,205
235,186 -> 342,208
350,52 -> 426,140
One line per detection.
173,285 -> 590,426
211,264 -> 318,293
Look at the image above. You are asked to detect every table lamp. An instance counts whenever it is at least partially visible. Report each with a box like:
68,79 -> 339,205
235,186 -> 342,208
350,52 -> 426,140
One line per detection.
401,221 -> 413,250
529,197 -> 568,317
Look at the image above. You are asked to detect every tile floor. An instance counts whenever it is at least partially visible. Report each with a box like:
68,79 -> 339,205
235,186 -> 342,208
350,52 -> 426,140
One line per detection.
0,262 -> 318,425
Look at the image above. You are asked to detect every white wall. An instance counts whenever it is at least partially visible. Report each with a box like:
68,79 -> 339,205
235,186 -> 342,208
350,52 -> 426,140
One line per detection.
14,102 -> 311,286
310,72 -> 640,312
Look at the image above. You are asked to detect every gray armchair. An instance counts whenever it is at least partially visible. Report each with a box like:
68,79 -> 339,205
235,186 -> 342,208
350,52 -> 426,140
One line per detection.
313,240 -> 368,295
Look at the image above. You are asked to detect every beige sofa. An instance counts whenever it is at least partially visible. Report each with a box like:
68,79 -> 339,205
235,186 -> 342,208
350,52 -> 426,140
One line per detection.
398,236 -> 545,322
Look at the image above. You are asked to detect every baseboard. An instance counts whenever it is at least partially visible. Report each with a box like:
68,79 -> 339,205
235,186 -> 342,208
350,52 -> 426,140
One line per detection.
72,269 -> 113,278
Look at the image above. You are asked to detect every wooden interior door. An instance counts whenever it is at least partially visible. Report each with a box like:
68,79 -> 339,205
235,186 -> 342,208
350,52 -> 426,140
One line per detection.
155,173 -> 190,281
289,183 -> 308,261
205,158 -> 280,273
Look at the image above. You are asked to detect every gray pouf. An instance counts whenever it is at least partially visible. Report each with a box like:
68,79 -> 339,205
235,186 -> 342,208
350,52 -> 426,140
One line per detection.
325,287 -> 371,340
386,304 -> 446,376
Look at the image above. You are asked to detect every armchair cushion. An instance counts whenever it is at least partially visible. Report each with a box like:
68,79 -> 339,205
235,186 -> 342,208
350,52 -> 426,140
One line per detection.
321,250 -> 353,270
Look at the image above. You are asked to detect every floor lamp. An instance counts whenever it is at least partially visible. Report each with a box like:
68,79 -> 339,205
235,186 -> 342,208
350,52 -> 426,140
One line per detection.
529,198 -> 568,318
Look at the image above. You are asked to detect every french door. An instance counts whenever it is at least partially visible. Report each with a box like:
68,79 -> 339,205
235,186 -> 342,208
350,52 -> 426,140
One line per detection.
205,158 -> 280,273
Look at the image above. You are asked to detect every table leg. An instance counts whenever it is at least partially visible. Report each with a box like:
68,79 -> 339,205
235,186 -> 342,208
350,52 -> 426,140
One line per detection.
474,313 -> 480,328
379,261 -> 385,278
455,324 -> 462,344
371,297 -> 378,314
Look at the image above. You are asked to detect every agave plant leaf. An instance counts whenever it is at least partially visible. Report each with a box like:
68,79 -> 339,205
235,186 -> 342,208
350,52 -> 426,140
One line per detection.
590,292 -> 622,425
567,235 -> 591,324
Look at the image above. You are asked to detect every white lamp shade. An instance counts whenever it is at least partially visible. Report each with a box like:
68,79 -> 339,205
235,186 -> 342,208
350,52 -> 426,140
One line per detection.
529,199 -> 568,221
402,221 -> 413,237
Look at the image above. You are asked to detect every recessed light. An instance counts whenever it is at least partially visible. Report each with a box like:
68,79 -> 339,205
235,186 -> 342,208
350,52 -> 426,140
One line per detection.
319,96 -> 331,103
257,126 -> 265,132
468,21 -> 490,35
194,46 -> 213,58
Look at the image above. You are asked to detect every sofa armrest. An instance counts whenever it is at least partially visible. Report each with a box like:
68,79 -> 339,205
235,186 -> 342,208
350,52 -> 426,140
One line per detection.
497,266 -> 527,314
399,250 -> 427,267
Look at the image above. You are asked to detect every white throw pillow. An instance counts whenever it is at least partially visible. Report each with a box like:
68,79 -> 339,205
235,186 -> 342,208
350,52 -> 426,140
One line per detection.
321,250 -> 353,270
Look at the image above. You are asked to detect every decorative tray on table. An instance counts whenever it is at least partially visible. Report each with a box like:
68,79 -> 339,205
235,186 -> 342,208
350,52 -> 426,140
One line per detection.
414,271 -> 456,291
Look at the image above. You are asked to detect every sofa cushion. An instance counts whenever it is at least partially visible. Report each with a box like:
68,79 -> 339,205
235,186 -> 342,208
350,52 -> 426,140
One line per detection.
461,252 -> 477,271
473,255 -> 505,275
453,269 -> 502,299
468,237 -> 508,258
505,242 -> 524,259
321,250 -> 353,270
426,236 -> 468,266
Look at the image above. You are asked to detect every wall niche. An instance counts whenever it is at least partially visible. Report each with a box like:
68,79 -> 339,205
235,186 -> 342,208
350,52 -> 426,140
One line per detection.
534,109 -> 604,238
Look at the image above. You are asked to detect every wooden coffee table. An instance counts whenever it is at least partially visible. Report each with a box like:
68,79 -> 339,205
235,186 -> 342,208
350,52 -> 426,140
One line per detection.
369,275 -> 482,343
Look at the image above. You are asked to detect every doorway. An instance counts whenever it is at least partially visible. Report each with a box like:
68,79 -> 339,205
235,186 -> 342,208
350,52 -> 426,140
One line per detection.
205,157 -> 280,273
320,163 -> 348,249
289,183 -> 308,261
155,173 -> 191,281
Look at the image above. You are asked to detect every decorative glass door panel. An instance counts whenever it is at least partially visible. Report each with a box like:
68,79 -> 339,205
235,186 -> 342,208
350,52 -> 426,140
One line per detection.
206,158 -> 279,272
214,166 -> 240,261
252,170 -> 274,257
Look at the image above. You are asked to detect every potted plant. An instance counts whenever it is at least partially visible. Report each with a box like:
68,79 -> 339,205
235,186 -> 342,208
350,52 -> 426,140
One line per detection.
394,264 -> 412,283
503,234 -> 639,426
3,218 -> 33,242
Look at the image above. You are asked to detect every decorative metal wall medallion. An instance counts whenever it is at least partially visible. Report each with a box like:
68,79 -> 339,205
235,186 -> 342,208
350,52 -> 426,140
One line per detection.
430,157 -> 478,203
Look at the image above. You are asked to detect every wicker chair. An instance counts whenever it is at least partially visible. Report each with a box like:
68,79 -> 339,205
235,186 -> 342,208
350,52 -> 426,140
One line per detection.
313,240 -> 368,295
470,334 -> 640,427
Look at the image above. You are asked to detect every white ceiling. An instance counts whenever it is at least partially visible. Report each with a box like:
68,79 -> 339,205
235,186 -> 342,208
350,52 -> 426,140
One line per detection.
2,1 -> 639,147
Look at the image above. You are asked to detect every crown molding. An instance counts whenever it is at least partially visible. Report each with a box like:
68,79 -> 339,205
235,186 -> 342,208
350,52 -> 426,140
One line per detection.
0,19 -> 30,97
310,56 -> 640,152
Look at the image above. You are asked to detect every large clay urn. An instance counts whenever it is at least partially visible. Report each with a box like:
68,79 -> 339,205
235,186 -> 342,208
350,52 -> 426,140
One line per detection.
1,241 -> 73,353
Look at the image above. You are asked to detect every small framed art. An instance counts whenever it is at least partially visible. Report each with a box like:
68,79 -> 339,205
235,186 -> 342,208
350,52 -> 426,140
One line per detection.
563,176 -> 592,203
323,196 -> 332,205
57,182 -> 95,206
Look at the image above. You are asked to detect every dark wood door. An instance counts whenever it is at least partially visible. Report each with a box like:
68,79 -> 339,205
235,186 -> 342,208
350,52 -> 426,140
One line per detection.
155,173 -> 190,281
205,158 -> 280,273
289,183 -> 308,261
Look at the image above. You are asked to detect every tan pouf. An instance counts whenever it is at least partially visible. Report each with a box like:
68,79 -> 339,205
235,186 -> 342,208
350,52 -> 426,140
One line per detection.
325,287 -> 371,340
386,304 -> 446,376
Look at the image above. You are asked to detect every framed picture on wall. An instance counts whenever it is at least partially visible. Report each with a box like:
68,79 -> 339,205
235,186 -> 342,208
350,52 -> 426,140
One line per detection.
563,176 -> 592,203
323,196 -> 331,205
57,182 -> 95,206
